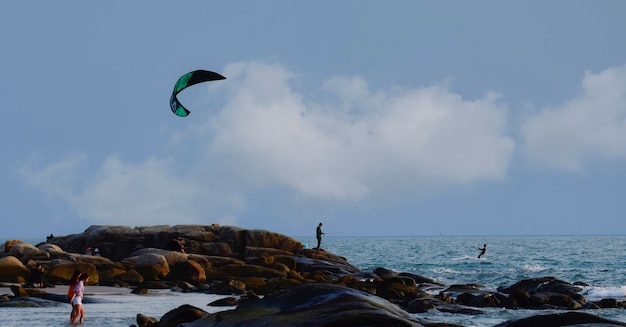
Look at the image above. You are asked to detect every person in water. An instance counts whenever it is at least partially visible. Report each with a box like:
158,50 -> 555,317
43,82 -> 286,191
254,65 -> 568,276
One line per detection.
68,270 -> 81,322
71,273 -> 89,324
315,222 -> 324,250
477,244 -> 487,258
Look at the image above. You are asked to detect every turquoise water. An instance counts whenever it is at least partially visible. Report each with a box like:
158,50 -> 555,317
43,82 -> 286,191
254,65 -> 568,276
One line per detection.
2,236 -> 626,326
300,235 -> 626,325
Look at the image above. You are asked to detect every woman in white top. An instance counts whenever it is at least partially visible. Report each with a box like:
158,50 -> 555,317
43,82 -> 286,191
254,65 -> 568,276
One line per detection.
70,273 -> 89,324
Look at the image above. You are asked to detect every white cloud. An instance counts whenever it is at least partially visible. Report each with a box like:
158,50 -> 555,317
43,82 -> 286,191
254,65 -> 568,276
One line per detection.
205,62 -> 514,200
522,65 -> 626,170
22,62 -> 515,224
20,154 -> 86,199
22,155 -> 244,226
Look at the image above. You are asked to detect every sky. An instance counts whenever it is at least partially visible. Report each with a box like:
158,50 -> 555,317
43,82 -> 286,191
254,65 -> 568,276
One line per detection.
1,1 -> 626,239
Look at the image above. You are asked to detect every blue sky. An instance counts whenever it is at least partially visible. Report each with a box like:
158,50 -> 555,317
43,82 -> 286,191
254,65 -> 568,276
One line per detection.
2,1 -> 625,238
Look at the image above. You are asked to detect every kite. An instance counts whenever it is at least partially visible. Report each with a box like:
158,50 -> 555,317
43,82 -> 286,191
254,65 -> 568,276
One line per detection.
170,70 -> 226,117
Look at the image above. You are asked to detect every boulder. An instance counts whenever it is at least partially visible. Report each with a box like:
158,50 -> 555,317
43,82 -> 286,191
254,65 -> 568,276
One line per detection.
131,253 -> 170,280
4,240 -> 24,253
168,260 -> 206,284
245,229 -> 302,253
494,311 -> 626,327
7,243 -> 43,264
130,248 -> 188,268
498,277 -> 581,295
208,279 -> 247,295
597,298 -> 620,308
0,256 -> 30,283
207,297 -> 238,306
158,304 -> 208,327
119,269 -> 144,284
136,313 -> 159,327
37,243 -> 63,253
182,283 -> 423,327
46,262 -> 99,284
201,242 -> 234,257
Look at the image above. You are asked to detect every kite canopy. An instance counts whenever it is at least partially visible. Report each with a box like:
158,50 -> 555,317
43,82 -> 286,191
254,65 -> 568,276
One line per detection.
170,70 -> 226,117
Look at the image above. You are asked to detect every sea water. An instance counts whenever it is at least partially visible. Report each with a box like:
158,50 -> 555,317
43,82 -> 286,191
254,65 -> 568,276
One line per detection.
304,235 -> 626,326
2,235 -> 626,326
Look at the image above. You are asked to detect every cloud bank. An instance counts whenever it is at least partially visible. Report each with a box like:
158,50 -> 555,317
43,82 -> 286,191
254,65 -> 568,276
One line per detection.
522,65 -> 626,170
31,61 -> 615,226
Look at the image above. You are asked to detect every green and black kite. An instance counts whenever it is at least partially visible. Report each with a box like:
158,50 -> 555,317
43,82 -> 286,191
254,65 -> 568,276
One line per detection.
170,70 -> 226,117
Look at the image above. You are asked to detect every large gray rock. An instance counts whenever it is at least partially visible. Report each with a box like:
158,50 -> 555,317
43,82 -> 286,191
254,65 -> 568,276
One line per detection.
180,283 -> 425,327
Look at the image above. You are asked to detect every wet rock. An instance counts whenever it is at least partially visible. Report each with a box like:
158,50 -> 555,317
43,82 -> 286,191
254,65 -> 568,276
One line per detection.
597,298 -> 620,308
183,283 -> 422,327
399,271 -> 444,287
136,313 -> 159,327
207,297 -> 238,306
498,277 -> 581,295
10,285 -> 29,297
407,296 -> 484,315
158,304 -> 208,327
131,286 -> 149,295
494,311 -> 626,327
208,279 -> 247,295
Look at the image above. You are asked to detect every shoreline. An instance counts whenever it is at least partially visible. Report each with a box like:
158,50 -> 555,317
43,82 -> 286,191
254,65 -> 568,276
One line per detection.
0,283 -> 136,297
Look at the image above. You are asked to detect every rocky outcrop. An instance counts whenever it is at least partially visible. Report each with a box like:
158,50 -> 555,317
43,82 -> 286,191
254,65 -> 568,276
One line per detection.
45,225 -> 302,262
3,225 -> 626,326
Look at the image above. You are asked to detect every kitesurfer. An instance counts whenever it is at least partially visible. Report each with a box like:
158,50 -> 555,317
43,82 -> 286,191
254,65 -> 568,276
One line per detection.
477,244 -> 487,258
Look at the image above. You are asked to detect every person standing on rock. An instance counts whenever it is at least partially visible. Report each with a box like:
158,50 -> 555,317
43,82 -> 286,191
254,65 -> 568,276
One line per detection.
30,264 -> 45,288
316,222 -> 325,250
477,244 -> 487,258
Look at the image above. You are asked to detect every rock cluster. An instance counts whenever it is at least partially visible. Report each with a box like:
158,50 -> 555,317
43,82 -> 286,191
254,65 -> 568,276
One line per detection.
2,225 -> 626,327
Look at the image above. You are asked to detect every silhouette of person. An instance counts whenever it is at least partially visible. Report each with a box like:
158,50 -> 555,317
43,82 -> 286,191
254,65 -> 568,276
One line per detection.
478,244 -> 487,258
30,264 -> 45,288
315,222 -> 324,250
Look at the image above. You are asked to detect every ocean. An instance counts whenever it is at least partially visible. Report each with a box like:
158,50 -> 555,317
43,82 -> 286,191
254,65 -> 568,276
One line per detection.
2,235 -> 626,326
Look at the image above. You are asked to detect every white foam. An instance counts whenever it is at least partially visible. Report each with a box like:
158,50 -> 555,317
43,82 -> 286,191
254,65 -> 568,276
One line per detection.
523,264 -> 545,272
433,267 -> 461,274
583,285 -> 626,299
